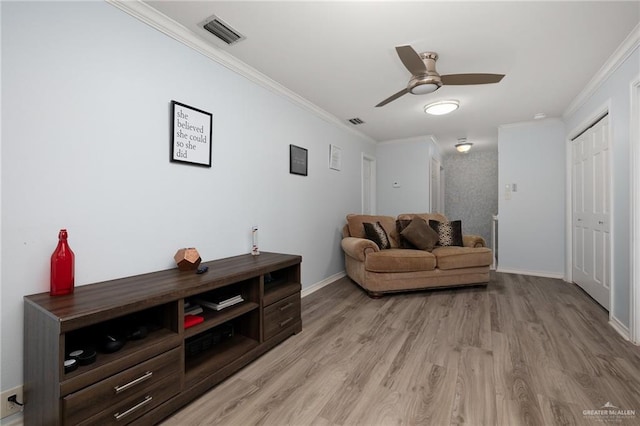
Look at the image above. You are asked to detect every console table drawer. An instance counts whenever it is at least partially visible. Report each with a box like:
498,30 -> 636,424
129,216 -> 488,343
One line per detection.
63,347 -> 180,425
264,293 -> 300,341
76,373 -> 180,426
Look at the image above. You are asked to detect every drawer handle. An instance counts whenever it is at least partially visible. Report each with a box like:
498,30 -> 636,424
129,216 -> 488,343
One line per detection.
114,395 -> 153,421
113,371 -> 153,394
279,317 -> 294,328
279,302 -> 293,312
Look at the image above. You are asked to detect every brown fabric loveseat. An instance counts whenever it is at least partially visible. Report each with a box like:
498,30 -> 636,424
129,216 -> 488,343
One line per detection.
341,213 -> 492,297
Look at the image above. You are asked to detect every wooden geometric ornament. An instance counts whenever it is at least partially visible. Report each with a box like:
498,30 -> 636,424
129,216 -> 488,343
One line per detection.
174,247 -> 201,271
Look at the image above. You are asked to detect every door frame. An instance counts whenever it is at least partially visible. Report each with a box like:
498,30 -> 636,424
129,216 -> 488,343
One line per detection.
630,76 -> 640,344
430,157 -> 440,213
440,164 -> 445,214
361,153 -> 376,214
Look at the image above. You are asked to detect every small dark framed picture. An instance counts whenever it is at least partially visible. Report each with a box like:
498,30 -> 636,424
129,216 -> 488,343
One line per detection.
171,100 -> 213,167
290,144 -> 308,176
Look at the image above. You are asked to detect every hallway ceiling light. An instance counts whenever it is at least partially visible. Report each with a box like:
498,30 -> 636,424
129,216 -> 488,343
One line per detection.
455,138 -> 473,153
424,100 -> 459,115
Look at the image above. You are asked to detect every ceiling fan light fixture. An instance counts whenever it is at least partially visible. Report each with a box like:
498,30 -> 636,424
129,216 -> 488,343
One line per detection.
410,82 -> 439,95
424,100 -> 459,115
455,138 -> 473,153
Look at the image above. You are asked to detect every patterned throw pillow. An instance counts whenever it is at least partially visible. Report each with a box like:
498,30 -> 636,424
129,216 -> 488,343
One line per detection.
363,221 -> 391,249
429,220 -> 464,247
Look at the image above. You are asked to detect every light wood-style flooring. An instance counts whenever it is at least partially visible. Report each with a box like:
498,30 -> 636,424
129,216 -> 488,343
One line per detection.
162,273 -> 640,425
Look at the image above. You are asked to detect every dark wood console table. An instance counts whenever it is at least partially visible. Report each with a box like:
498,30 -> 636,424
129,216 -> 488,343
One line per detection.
24,252 -> 302,425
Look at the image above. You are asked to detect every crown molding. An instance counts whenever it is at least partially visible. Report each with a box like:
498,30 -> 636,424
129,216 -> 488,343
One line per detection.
498,117 -> 564,130
563,23 -> 640,119
106,0 -> 376,144
378,135 -> 436,146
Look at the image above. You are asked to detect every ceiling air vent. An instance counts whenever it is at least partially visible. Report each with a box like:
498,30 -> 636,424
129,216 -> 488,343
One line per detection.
202,15 -> 245,45
348,118 -> 365,125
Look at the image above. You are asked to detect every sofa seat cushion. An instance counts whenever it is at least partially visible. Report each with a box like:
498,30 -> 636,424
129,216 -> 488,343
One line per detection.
432,247 -> 492,270
365,249 -> 436,273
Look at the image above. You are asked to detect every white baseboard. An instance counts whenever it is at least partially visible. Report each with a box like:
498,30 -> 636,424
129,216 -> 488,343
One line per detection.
609,315 -> 631,341
496,267 -> 565,280
1,412 -> 23,426
301,271 -> 346,298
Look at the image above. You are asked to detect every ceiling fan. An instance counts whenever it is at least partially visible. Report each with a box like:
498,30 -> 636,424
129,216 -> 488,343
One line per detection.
376,45 -> 505,107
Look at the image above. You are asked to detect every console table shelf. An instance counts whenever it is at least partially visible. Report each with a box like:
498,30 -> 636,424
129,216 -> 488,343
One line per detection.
24,252 -> 302,425
184,334 -> 260,388
183,301 -> 260,338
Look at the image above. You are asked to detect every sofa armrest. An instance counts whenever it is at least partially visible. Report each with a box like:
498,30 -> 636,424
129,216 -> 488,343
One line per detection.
463,234 -> 486,248
341,237 -> 379,261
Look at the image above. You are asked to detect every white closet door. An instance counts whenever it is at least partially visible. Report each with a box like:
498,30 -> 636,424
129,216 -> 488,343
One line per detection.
572,115 -> 610,309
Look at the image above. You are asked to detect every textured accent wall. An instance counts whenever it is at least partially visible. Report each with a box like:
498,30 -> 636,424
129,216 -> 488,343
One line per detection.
444,150 -> 498,247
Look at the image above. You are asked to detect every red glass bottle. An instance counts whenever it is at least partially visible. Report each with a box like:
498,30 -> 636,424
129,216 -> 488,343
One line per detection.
50,229 -> 75,296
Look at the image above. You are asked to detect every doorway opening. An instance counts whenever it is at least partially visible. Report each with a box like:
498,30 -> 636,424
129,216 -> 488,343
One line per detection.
362,154 -> 376,214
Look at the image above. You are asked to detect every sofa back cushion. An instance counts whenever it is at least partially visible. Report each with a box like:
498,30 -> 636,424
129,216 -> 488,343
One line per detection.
346,214 -> 399,248
397,212 -> 448,223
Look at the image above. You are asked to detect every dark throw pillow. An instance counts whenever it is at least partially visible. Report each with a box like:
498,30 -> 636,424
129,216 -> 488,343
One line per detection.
400,218 -> 439,251
363,221 -> 391,250
396,219 -> 417,249
429,220 -> 464,247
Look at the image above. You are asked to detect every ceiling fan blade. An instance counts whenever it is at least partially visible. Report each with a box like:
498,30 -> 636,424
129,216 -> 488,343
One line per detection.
395,45 -> 427,75
440,73 -> 505,85
375,88 -> 410,107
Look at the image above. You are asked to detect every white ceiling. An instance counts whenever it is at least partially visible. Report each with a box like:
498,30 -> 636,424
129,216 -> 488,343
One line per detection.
142,1 -> 639,153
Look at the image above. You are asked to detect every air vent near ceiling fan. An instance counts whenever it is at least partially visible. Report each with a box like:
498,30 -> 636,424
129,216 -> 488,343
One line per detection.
348,118 -> 365,125
202,15 -> 245,45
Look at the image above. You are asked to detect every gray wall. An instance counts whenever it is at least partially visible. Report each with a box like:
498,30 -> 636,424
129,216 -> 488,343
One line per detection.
377,136 -> 441,216
444,150 -> 498,247
498,119 -> 566,277
1,2 -> 374,392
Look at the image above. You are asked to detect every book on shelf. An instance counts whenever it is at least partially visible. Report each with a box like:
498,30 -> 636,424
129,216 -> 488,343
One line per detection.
184,305 -> 203,315
184,301 -> 204,315
194,295 -> 244,311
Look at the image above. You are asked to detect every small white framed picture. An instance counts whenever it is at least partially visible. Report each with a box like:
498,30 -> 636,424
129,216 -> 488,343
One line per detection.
329,144 -> 342,171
